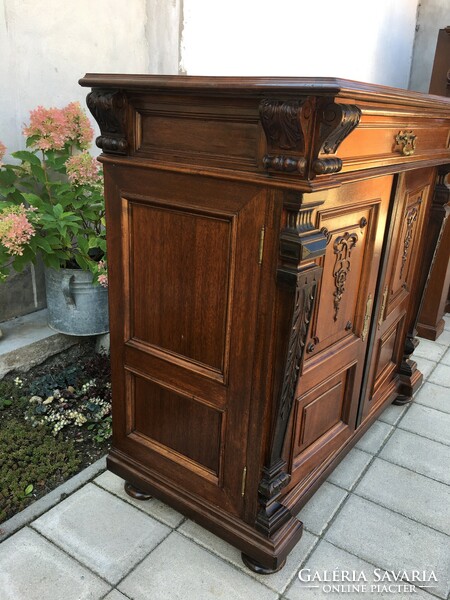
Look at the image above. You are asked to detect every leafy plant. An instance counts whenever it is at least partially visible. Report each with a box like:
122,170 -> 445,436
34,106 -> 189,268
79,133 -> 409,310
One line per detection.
0,418 -> 80,523
25,352 -> 112,440
0,104 -> 107,285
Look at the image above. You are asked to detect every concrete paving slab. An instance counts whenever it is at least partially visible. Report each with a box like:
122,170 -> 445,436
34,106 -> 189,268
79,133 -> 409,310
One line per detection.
32,483 -> 170,584
441,348 -> 450,366
379,428 -> 450,485
94,470 -> 184,528
428,363 -> 450,387
325,495 -> 450,599
414,337 -> 448,361
327,448 -> 372,490
118,531 -> 278,600
376,402 -> 408,425
355,421 -> 393,454
414,382 -> 450,414
443,313 -> 450,331
0,457 -> 106,543
104,591 -> 130,600
355,458 -> 450,535
178,519 -> 318,594
0,527 -> 110,600
413,356 -> 437,381
285,539 -> 437,599
299,482 -> 348,535
434,328 -> 450,346
398,403 -> 450,446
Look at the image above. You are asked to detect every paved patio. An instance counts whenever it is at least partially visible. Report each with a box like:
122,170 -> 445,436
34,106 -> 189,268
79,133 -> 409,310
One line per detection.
1,317 -> 449,600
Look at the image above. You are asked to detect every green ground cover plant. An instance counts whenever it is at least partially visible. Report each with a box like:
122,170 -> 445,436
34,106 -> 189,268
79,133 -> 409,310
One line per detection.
0,347 -> 111,524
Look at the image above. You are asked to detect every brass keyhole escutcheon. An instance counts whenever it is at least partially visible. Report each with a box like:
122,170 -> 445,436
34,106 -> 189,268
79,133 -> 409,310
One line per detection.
395,130 -> 417,156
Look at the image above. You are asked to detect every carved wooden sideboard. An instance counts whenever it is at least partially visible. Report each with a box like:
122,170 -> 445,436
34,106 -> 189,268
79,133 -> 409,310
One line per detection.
80,74 -> 450,572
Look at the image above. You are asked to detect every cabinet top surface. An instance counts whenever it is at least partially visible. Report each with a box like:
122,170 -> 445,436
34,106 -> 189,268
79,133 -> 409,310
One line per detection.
79,73 -> 450,108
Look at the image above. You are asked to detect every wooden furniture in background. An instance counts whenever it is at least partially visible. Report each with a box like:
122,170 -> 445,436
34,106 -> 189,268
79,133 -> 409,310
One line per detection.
416,27 -> 450,340
80,74 -> 450,572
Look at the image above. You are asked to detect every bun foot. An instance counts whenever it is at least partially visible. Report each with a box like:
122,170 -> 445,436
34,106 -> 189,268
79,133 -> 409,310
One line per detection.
124,482 -> 152,500
241,553 -> 286,574
393,395 -> 413,406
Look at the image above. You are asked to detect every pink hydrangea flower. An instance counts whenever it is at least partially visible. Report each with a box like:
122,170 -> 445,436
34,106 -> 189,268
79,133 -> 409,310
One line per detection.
66,152 -> 102,186
23,102 -> 94,151
98,273 -> 108,288
97,260 -> 108,287
0,140 -> 6,166
23,106 -> 70,150
0,204 -> 35,256
63,102 -> 94,149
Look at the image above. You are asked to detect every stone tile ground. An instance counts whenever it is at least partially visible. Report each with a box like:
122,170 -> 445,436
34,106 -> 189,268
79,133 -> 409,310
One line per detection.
0,318 -> 449,599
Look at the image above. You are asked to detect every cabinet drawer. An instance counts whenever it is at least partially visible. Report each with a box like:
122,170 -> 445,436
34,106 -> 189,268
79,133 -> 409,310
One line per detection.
337,111 -> 450,173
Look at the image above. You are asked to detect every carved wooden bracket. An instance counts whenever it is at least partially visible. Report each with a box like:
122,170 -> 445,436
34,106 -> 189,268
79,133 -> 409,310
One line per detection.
259,97 -> 360,178
259,98 -> 310,175
316,102 -> 361,155
86,89 -> 128,155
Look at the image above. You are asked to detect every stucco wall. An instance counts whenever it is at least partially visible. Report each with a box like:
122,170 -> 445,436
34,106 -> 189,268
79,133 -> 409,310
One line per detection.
0,0 -> 181,321
180,0 -> 419,88
409,0 -> 450,92
0,0 -> 181,157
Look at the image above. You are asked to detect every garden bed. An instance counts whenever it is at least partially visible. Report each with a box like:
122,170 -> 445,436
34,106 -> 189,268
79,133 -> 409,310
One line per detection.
0,343 -> 111,523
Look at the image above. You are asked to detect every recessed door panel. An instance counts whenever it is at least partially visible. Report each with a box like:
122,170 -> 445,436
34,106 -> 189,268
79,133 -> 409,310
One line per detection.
105,166 -> 267,517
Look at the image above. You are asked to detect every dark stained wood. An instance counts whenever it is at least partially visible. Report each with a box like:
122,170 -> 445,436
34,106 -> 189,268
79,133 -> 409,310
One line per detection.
81,74 -> 450,572
417,28 -> 450,339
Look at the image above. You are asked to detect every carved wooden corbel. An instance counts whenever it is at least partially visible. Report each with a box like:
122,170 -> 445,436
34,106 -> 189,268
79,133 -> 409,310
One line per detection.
259,99 -> 308,174
316,102 -> 361,155
86,89 -> 128,155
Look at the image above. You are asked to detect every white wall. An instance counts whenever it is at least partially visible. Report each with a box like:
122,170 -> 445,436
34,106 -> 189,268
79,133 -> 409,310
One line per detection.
0,0 -> 181,157
409,0 -> 450,92
180,0 -> 419,88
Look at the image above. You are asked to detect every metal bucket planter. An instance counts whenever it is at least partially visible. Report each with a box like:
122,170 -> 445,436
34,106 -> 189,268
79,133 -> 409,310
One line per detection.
44,267 -> 109,336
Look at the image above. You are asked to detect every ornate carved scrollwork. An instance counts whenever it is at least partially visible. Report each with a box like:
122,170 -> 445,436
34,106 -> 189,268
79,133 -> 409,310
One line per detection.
86,89 -> 128,154
317,103 -> 361,155
332,232 -> 358,320
400,205 -> 420,279
259,98 -> 308,175
256,267 -> 321,536
259,99 -> 304,150
256,193 -> 326,537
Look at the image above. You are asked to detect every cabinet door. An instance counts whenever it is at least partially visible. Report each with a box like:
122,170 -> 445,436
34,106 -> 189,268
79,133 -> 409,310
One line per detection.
105,167 -> 266,517
286,176 -> 392,487
360,168 -> 435,420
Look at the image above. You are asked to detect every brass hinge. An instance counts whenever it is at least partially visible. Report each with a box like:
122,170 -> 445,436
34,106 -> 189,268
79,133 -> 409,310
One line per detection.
258,227 -> 265,265
241,466 -> 247,497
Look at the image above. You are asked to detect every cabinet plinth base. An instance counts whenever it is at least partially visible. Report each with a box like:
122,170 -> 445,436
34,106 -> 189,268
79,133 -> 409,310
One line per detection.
124,482 -> 152,501
241,553 -> 286,574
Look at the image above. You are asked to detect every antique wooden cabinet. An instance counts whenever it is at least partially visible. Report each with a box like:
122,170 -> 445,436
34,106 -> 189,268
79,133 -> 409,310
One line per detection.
417,26 -> 450,340
80,74 -> 450,572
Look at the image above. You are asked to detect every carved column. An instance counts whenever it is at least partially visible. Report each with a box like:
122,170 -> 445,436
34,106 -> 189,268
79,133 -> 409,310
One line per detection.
254,194 -> 327,539
395,164 -> 450,403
